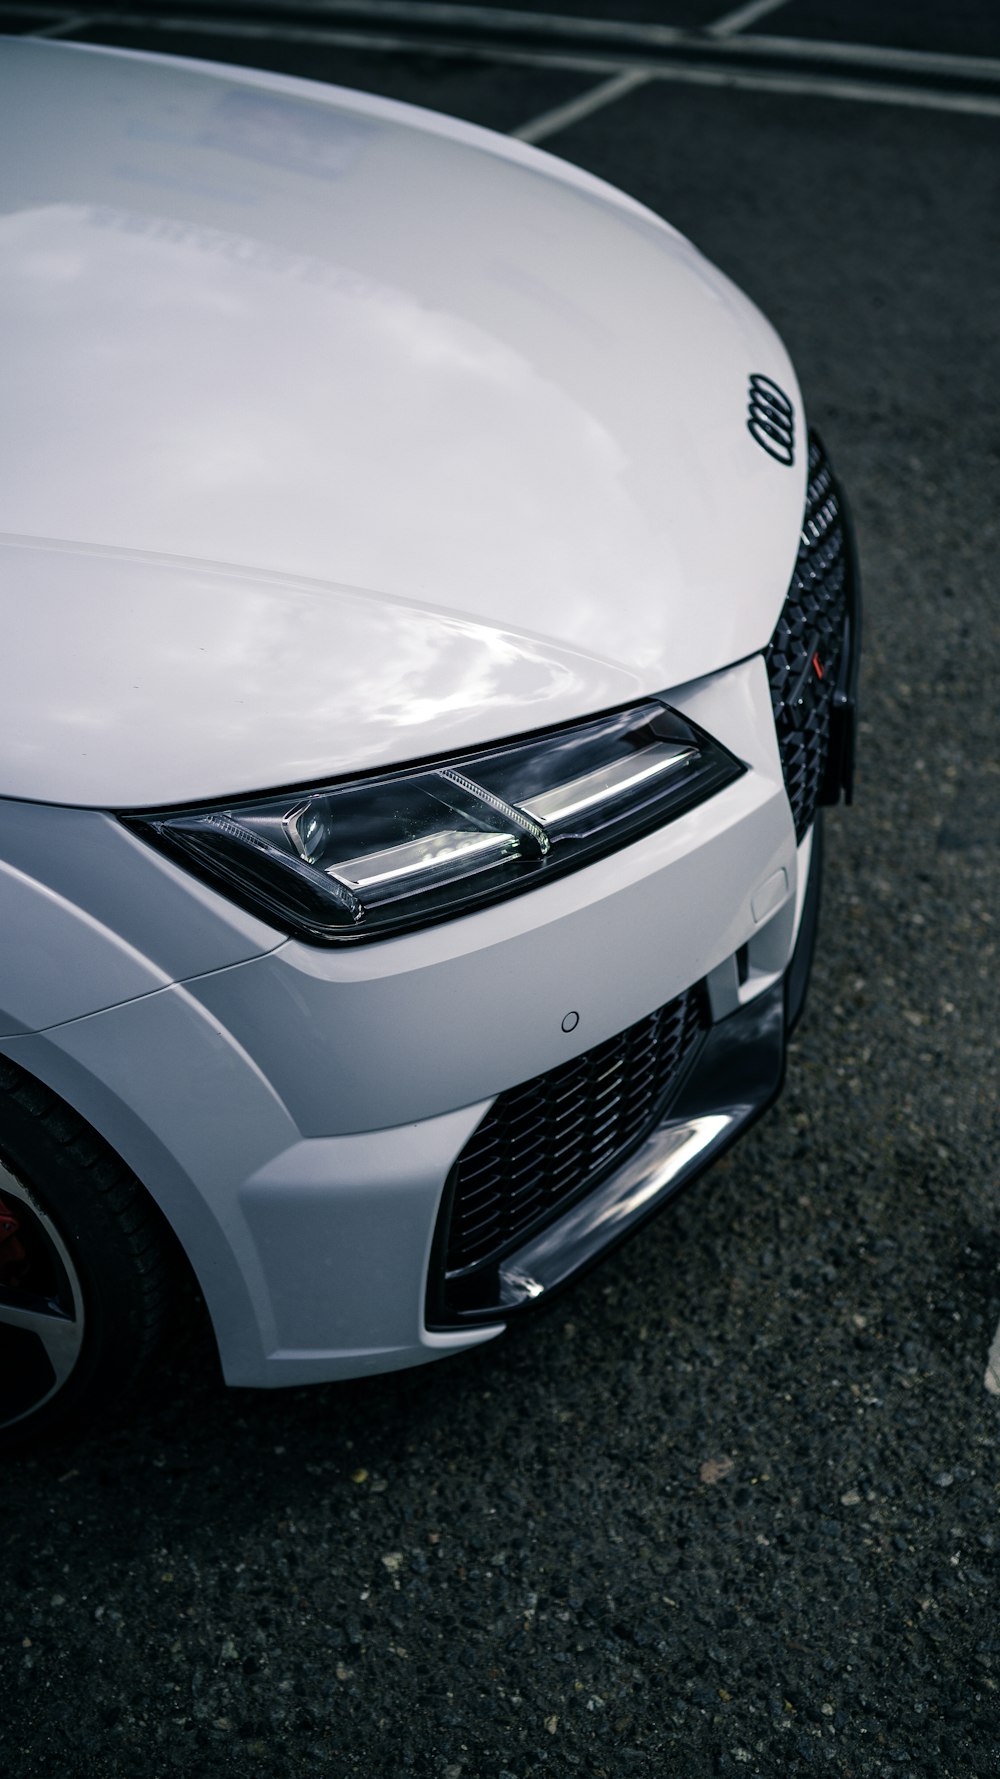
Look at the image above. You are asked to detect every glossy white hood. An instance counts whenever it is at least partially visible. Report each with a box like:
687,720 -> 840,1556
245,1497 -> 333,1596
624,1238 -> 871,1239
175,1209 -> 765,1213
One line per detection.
0,41 -> 806,807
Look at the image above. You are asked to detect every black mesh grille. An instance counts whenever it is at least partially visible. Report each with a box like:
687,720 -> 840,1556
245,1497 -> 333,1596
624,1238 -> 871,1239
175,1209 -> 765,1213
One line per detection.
443,985 -> 707,1284
766,433 -> 850,841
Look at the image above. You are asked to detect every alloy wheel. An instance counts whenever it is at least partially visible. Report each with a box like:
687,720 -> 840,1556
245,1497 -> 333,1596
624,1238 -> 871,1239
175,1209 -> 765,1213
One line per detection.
0,1159 -> 86,1432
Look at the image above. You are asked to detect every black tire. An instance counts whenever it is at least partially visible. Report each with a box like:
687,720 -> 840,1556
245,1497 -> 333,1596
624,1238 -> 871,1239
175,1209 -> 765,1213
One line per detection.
0,1056 -> 176,1454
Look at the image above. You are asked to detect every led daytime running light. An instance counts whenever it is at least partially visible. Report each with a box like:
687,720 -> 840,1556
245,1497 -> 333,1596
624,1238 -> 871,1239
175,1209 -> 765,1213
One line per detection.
127,700 -> 743,945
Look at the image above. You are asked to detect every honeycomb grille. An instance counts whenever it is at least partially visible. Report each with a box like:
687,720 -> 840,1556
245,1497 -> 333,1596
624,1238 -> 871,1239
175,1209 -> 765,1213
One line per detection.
766,433 -> 850,840
444,985 -> 707,1281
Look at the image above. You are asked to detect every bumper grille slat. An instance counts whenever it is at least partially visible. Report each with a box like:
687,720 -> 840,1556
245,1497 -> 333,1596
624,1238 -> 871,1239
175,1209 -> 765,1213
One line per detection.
441,984 -> 708,1283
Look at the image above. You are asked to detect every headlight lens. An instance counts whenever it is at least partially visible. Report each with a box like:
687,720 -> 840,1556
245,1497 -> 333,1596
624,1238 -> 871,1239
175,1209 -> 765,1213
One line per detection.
126,700 -> 743,944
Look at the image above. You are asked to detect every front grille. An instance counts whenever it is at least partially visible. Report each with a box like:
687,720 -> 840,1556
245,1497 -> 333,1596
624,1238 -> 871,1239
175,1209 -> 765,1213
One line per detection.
440,984 -> 707,1300
766,432 -> 850,840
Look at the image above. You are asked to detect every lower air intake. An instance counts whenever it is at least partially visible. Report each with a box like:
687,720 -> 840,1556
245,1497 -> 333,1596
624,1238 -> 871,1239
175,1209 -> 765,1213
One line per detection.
434,984 -> 707,1320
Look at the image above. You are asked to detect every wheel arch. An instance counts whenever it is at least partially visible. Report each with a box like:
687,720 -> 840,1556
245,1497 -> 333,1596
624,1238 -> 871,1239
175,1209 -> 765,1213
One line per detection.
0,1006 -> 287,1386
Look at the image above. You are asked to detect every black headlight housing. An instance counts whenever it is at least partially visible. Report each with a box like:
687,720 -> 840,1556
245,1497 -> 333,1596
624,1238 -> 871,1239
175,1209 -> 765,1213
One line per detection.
124,699 -> 744,945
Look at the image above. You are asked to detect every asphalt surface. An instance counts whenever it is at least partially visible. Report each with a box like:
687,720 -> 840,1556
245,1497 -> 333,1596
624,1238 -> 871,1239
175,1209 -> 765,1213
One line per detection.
3,6 -> 999,1778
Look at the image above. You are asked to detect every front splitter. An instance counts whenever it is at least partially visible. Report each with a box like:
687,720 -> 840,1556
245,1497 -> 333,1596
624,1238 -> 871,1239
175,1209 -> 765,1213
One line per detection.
428,974 -> 786,1327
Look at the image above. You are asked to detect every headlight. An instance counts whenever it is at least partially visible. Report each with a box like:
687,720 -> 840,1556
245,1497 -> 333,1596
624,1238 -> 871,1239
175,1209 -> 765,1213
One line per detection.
125,701 -> 743,944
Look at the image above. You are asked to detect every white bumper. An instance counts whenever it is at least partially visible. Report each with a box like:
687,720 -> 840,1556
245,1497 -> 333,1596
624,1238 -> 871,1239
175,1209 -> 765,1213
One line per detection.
0,656 -> 805,1386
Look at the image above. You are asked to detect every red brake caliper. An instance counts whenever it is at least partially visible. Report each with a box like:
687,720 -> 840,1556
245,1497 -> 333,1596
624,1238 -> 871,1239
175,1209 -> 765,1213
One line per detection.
0,1192 -> 27,1284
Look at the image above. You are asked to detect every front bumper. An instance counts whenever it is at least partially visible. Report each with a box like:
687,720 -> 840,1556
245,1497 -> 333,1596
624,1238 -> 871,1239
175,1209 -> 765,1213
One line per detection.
429,977 -> 788,1328
428,818 -> 822,1330
0,649 -> 814,1387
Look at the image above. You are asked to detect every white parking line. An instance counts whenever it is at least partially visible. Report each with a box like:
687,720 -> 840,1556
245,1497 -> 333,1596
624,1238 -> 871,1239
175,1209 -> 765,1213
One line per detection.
513,0 -> 792,140
631,60 -> 1000,117
515,55 -> 1000,143
987,1313 -> 1000,1396
7,2 -> 1000,84
750,31 -> 1000,82
0,0 -> 686,52
27,13 -> 93,35
513,66 -> 650,144
708,0 -> 794,39
8,5 -> 1000,131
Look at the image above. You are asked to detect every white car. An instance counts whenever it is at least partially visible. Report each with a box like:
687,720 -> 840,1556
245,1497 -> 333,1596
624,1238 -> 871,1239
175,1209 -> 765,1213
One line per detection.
0,38 -> 859,1448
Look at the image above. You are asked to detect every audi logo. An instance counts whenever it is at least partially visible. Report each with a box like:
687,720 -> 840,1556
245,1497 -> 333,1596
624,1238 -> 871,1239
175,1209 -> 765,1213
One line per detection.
747,373 -> 795,466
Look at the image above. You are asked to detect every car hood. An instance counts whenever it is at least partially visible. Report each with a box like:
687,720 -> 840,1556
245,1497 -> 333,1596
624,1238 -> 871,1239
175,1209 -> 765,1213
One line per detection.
0,40 -> 806,807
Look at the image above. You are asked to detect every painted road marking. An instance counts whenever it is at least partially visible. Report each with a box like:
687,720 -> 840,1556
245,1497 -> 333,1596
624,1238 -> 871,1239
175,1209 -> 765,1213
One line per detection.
10,2 -> 1000,87
26,12 -> 94,34
515,58 -> 1000,144
10,7 -> 1000,138
515,0 -> 796,140
513,66 -> 651,144
708,0 -> 794,39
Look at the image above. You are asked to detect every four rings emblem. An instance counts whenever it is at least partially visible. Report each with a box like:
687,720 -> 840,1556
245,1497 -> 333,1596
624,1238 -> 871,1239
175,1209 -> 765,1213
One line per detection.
747,372 -> 795,466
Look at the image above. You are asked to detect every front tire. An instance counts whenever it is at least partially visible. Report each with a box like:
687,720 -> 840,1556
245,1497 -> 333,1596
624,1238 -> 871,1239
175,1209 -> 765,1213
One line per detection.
0,1059 -> 176,1453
